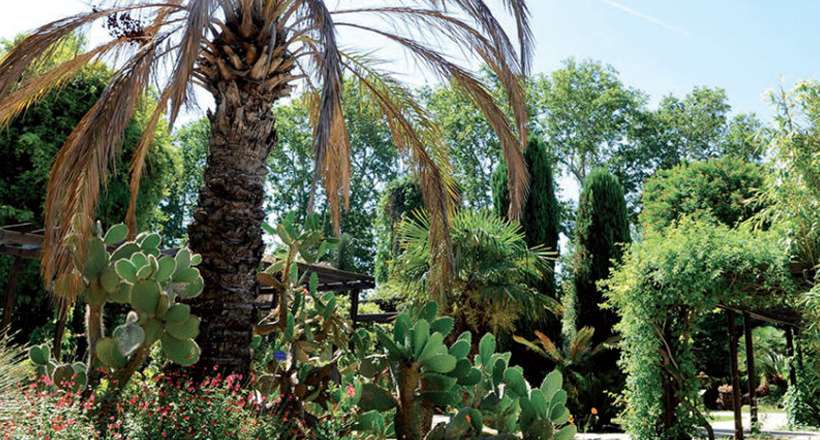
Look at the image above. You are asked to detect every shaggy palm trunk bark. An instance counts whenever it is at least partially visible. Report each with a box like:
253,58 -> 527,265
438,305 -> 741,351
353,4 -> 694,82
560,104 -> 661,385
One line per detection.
187,84 -> 278,375
187,15 -> 294,375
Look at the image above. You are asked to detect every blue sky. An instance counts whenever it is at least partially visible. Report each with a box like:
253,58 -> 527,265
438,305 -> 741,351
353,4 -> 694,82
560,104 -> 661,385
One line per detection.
1,1 -> 817,120
529,0 -> 820,119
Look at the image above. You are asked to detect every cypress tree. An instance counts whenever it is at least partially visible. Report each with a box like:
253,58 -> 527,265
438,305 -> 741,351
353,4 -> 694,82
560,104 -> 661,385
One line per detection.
572,168 -> 630,344
374,177 -> 424,283
492,137 -> 561,297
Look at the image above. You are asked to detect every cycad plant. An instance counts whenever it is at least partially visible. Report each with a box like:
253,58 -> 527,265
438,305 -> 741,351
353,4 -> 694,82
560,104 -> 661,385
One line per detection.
395,210 -> 557,339
514,327 -> 618,431
0,0 -> 533,374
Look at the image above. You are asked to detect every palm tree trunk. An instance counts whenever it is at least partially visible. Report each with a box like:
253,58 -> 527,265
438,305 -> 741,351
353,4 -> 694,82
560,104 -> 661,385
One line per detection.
187,78 -> 279,375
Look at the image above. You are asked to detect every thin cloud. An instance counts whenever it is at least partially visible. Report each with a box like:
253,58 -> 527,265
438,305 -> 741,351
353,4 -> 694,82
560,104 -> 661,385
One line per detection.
599,0 -> 690,37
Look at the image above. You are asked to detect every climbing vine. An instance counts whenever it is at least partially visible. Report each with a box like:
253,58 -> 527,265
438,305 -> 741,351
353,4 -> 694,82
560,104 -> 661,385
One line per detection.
604,219 -> 795,439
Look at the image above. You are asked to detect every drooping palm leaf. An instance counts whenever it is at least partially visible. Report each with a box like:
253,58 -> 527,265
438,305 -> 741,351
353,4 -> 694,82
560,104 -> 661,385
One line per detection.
0,0 -> 532,305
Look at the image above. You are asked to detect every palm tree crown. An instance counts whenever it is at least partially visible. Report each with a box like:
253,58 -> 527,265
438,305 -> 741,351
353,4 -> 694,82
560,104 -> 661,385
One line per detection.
0,1 -> 532,304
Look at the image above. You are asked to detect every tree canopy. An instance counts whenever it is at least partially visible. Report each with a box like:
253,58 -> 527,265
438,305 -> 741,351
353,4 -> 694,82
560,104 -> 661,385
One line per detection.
640,156 -> 766,233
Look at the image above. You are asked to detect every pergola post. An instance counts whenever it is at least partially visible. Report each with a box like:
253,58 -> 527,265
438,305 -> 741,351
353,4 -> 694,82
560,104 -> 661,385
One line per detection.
1,256 -> 23,330
743,313 -> 757,429
785,326 -> 797,386
726,310 -> 744,440
350,288 -> 360,327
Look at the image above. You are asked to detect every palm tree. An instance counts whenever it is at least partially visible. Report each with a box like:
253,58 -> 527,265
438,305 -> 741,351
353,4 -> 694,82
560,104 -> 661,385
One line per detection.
394,210 -> 557,340
0,1 -> 532,374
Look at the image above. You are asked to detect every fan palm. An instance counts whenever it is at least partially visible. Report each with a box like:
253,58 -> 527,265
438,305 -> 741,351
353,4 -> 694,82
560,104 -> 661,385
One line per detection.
395,209 -> 556,338
0,0 -> 532,373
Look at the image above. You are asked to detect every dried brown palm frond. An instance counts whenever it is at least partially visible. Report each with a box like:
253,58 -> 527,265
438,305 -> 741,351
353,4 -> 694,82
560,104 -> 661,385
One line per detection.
332,21 -> 529,219
0,330 -> 28,419
0,0 -> 531,304
338,49 -> 457,298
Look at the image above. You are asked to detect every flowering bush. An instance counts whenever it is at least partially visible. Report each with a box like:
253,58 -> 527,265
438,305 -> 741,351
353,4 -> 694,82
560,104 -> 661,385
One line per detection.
1,378 -> 96,439
1,373 -> 286,439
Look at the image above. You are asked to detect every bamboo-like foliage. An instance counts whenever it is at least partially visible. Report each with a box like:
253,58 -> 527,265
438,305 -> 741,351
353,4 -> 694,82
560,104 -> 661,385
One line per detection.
0,0 -> 531,304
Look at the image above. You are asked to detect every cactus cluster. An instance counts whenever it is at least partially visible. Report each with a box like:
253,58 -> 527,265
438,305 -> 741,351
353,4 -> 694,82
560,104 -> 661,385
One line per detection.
28,344 -> 87,392
59,222 -> 204,375
353,303 -> 576,440
253,214 -> 350,419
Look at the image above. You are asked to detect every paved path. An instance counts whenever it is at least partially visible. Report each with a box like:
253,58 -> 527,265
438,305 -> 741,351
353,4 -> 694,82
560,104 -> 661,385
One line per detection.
434,413 -> 820,439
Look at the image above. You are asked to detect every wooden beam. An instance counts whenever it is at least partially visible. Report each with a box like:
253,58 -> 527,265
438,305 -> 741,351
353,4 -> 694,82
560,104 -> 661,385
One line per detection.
355,313 -> 396,324
726,310 -> 744,440
716,303 -> 799,328
743,313 -> 758,430
1,257 -> 23,330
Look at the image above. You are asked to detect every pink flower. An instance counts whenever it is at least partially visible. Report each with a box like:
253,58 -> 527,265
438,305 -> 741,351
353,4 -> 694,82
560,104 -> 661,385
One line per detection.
346,385 -> 356,398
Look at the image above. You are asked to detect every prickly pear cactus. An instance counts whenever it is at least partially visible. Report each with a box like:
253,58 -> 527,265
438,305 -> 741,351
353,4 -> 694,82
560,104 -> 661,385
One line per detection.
518,370 -> 576,440
28,344 -> 87,392
68,222 -> 205,372
354,303 -> 577,440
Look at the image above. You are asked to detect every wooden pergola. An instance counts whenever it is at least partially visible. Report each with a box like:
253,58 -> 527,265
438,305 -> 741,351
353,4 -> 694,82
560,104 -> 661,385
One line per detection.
715,303 -> 803,439
0,223 -> 393,332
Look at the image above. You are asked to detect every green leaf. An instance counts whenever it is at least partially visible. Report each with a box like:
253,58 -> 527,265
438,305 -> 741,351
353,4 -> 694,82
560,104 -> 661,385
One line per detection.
503,366 -> 527,398
112,321 -> 145,357
549,389 -> 568,412
421,354 -> 457,373
165,316 -> 200,340
430,317 -> 454,338
164,303 -> 191,323
111,242 -> 139,260
421,372 -> 457,392
358,383 -> 396,411
458,367 -> 482,386
174,248 -> 191,271
394,313 -> 410,346
356,410 -> 386,433
180,274 -> 204,299
173,267 -> 199,283
529,389 -> 548,418
104,223 -> 128,245
419,301 -> 438,322
540,369 -> 563,401
84,237 -> 108,278
161,333 -> 200,366
448,339 -> 470,359
95,337 -> 126,369
417,332 -> 444,364
130,280 -> 161,315
551,406 -> 570,425
100,265 -> 120,293
28,345 -> 49,365
479,333 -> 496,366
130,252 -> 147,269
109,283 -> 130,304
115,259 -> 138,284
139,233 -> 161,251
155,256 -> 176,282
141,318 -> 162,344
412,319 -> 430,358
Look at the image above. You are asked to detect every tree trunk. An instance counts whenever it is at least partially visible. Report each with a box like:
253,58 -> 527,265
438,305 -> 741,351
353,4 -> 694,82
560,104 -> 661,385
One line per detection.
187,78 -> 279,375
